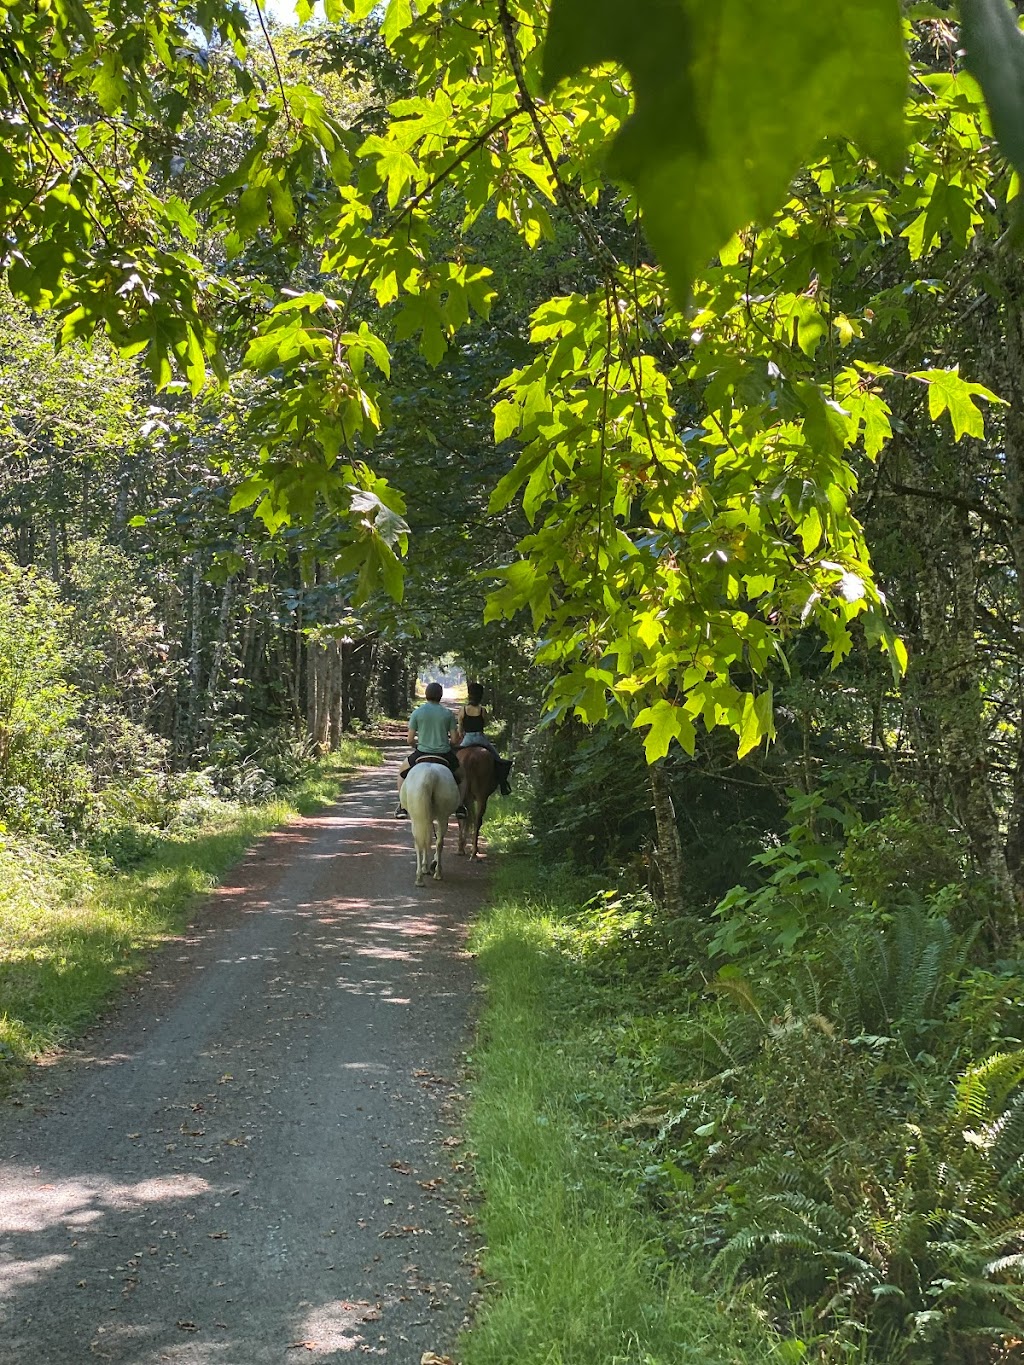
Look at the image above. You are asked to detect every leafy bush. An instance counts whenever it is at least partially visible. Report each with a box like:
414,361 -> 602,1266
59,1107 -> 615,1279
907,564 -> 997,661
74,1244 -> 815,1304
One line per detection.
202,722 -> 318,804
842,805 -> 969,909
0,558 -> 88,835
709,789 -> 858,958
530,720 -> 652,874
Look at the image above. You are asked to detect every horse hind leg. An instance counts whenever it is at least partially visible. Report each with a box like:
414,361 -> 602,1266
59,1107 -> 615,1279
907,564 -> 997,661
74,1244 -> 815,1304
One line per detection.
412,824 -> 430,886
470,797 -> 490,859
432,821 -> 445,880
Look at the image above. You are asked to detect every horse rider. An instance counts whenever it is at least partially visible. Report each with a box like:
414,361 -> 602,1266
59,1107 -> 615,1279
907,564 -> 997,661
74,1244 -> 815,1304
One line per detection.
456,681 -> 513,795
395,681 -> 469,819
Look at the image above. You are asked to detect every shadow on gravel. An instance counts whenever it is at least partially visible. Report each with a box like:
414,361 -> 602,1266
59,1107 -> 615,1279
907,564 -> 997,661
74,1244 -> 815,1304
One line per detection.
0,759 -> 483,1363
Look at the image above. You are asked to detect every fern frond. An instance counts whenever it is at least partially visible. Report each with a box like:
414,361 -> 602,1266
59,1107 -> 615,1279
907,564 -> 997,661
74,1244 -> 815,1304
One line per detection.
707,973 -> 764,1021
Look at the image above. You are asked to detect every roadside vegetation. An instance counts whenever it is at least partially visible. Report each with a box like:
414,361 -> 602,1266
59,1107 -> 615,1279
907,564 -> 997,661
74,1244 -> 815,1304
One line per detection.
465,780 -> 1024,1365
0,741 -> 378,1076
463,803 -> 777,1365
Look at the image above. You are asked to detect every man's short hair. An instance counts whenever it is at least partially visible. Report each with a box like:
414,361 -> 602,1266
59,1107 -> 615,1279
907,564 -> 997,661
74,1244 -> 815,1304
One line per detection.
424,681 -> 443,702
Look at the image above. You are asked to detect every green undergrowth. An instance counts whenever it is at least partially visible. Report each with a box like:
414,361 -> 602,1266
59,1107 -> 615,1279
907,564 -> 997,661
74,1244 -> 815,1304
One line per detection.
462,798 -> 1024,1364
460,802 -> 778,1365
0,739 -> 379,1078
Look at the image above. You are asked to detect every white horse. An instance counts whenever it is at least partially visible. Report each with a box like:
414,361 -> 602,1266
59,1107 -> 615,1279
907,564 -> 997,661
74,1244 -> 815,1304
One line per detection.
400,760 -> 461,886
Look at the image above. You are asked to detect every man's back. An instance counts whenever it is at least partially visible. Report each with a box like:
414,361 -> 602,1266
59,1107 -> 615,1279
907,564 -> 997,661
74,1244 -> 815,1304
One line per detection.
409,700 -> 454,754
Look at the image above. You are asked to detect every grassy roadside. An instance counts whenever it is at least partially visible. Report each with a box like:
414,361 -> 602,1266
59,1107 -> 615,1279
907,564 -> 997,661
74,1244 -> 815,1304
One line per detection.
0,738 -> 380,1076
460,808 -> 778,1365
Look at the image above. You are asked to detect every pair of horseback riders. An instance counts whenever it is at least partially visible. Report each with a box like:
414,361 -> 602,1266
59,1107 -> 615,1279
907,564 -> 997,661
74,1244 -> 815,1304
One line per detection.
394,681 -> 513,819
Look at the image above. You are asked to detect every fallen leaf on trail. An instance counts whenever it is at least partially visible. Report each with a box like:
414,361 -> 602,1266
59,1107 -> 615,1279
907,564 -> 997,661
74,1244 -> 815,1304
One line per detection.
207,1231 -> 228,1240
224,1136 -> 247,1146
418,1178 -> 445,1191
389,1160 -> 414,1174
126,1133 -> 140,1140
180,1125 -> 205,1136
218,1074 -> 234,1084
441,1137 -> 461,1148
420,1354 -> 456,1364
287,1342 -> 319,1351
176,1321 -> 199,1332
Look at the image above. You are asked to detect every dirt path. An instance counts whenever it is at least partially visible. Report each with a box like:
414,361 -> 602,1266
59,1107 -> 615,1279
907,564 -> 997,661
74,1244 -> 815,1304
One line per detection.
0,747 -> 487,1364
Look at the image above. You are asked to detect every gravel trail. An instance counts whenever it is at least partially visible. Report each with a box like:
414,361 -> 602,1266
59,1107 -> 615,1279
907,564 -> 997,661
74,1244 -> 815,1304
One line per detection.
0,747 -> 486,1364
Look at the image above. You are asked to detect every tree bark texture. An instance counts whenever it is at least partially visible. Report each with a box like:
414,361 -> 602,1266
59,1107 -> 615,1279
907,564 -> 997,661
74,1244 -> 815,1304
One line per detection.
894,428 -> 1016,930
649,757 -> 684,917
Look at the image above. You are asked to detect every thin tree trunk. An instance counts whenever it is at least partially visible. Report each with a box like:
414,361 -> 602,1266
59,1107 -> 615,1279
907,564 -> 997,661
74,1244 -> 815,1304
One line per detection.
312,640 -> 331,751
649,758 -> 684,917
185,552 -> 204,759
328,640 -> 343,750
202,576 -> 235,741
898,435 -> 1016,930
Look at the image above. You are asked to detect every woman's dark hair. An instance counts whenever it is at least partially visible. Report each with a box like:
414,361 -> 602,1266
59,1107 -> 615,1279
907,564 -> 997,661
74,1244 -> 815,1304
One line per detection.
467,681 -> 484,704
425,681 -> 444,702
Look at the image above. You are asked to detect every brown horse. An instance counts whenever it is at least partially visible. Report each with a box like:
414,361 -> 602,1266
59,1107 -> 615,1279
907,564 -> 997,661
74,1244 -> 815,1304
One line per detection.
456,744 -> 498,859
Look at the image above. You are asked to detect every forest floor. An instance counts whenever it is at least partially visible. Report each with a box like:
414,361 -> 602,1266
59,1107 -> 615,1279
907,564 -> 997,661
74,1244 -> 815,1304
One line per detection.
0,744 -> 488,1364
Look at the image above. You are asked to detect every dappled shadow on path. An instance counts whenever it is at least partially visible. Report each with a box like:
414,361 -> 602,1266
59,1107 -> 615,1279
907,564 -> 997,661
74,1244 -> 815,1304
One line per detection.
0,751 -> 483,1363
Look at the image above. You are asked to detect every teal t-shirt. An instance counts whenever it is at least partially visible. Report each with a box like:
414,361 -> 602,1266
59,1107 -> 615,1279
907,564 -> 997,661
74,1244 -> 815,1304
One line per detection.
409,700 -> 455,754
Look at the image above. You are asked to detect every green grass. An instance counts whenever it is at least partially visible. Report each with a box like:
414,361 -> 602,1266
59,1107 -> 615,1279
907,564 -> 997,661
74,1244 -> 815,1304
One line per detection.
0,739 -> 379,1075
460,804 -> 778,1365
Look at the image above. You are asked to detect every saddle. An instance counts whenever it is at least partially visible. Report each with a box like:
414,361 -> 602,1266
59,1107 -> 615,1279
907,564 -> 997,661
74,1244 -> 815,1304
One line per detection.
411,751 -> 459,775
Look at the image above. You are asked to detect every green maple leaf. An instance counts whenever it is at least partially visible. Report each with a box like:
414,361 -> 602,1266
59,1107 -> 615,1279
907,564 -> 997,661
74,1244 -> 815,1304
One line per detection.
634,699 -> 696,761
911,367 -> 1003,441
543,0 -> 907,303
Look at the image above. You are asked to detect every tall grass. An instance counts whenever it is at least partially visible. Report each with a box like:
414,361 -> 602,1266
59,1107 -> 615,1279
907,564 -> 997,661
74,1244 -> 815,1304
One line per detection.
460,805 -> 776,1365
0,740 -> 379,1073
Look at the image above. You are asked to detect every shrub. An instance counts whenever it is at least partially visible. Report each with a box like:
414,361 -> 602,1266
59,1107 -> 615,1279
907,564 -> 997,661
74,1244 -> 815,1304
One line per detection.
0,558 -> 85,834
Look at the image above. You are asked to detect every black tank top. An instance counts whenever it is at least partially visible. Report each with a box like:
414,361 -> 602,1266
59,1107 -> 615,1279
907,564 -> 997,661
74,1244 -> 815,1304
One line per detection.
462,708 -> 485,734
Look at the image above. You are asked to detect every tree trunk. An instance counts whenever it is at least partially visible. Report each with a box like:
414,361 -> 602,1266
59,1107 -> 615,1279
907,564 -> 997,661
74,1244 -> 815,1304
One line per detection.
896,431 -> 1016,932
972,239 -> 1024,931
184,552 -> 205,760
311,640 -> 331,751
328,641 -> 344,750
649,758 -> 684,917
202,575 -> 235,742
343,636 -> 374,726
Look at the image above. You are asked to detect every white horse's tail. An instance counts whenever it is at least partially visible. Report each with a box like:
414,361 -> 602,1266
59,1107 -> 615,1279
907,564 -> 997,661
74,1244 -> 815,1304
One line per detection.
401,762 -> 460,884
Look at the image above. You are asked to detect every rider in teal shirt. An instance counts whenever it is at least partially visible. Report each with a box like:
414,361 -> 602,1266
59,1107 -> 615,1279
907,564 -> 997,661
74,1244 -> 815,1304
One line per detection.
395,681 -> 467,817
408,697 -> 455,753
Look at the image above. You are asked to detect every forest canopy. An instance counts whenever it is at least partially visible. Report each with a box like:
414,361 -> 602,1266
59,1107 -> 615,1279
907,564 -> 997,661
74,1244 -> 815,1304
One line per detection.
0,0 -> 1002,747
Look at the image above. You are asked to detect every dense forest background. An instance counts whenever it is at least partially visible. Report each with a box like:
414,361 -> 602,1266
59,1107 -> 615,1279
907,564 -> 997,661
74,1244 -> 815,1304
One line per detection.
8,0 -> 1024,1359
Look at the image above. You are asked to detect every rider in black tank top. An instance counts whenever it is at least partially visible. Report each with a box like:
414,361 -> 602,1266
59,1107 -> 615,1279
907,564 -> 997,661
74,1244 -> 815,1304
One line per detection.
457,682 -> 512,795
